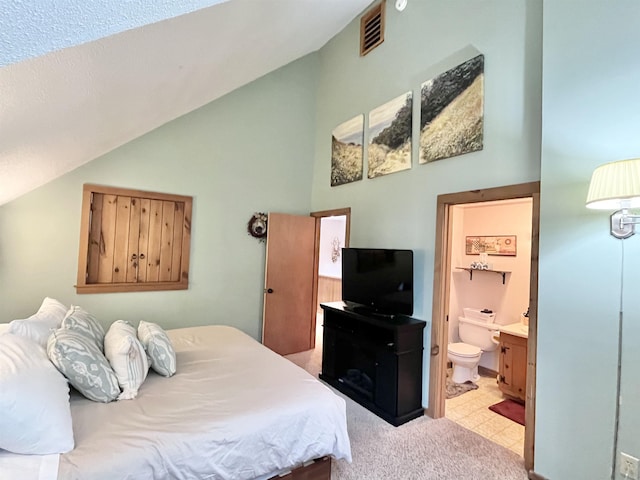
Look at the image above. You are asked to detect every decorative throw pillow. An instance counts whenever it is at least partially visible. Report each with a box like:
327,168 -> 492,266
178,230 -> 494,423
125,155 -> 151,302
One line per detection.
0,323 -> 9,335
61,305 -> 106,351
0,333 -> 74,454
104,320 -> 150,400
47,328 -> 120,403
137,320 -> 177,377
8,297 -> 68,347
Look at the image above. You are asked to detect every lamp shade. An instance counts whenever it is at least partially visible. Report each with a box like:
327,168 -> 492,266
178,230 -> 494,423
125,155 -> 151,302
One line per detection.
586,158 -> 640,210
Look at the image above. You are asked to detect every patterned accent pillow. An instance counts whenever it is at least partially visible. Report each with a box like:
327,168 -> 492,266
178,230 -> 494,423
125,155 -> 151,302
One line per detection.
47,328 -> 120,403
61,305 -> 106,351
137,321 -> 177,377
8,297 -> 68,347
104,320 -> 150,400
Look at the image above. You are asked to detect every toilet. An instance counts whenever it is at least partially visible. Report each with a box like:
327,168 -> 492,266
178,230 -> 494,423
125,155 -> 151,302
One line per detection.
447,308 -> 500,384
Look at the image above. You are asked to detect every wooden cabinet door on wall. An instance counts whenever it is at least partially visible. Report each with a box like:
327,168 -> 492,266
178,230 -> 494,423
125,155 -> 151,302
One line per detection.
76,184 -> 192,294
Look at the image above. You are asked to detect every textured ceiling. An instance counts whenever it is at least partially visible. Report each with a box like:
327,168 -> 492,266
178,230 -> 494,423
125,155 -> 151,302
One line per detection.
0,0 -> 373,205
0,0 -> 229,67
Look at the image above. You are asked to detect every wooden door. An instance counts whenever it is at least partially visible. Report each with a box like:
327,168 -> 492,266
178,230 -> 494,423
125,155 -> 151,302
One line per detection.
262,213 -> 317,355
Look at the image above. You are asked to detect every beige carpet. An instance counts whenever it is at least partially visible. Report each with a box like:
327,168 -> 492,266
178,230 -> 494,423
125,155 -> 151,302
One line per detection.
285,330 -> 528,480
330,391 -> 527,479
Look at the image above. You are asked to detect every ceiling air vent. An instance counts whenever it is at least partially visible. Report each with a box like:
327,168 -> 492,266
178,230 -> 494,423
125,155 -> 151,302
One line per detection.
360,1 -> 385,56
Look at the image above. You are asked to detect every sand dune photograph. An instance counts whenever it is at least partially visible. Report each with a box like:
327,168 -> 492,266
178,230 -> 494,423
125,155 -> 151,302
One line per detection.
367,92 -> 412,179
419,54 -> 484,164
331,114 -> 364,187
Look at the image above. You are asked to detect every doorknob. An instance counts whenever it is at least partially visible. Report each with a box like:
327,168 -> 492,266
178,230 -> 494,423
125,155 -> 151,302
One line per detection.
430,345 -> 440,356
265,288 -> 274,294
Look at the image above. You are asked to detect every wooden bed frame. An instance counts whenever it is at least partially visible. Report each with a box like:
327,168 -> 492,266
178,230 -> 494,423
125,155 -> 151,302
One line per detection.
269,457 -> 331,480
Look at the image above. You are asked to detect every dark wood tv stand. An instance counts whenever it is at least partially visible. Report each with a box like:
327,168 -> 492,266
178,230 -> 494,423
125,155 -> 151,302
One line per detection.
319,302 -> 426,426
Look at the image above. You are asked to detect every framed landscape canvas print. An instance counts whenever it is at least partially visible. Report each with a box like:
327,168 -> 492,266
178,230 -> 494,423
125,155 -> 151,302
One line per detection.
331,114 -> 364,187
367,91 -> 412,179
419,54 -> 484,164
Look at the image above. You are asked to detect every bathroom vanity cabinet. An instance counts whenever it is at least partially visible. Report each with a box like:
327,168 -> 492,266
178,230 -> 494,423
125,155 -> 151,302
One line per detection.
498,332 -> 527,402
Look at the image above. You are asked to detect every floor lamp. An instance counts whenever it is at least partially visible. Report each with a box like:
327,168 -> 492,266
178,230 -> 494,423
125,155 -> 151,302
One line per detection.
586,157 -> 640,479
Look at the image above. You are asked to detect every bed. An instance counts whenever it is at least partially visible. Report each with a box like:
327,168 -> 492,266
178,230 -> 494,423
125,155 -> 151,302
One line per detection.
0,325 -> 351,480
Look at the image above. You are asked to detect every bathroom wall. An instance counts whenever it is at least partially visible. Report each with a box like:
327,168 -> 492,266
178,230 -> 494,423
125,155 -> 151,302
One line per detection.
316,215 -> 346,310
318,216 -> 346,279
449,198 -> 533,371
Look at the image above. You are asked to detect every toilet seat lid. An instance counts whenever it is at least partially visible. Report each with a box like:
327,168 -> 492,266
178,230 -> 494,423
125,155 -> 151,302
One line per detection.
448,342 -> 482,357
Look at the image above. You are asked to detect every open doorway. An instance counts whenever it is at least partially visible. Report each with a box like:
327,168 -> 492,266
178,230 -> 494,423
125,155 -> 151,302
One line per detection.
310,208 -> 351,346
283,209 -> 350,375
427,182 -> 540,473
445,198 -> 532,458
314,215 -> 349,313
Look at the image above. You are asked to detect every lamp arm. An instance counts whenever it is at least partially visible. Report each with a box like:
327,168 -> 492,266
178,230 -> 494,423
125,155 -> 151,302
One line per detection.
620,213 -> 640,226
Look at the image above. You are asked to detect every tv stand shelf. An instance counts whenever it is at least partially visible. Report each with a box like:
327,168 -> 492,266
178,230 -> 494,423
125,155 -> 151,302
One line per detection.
319,302 -> 426,426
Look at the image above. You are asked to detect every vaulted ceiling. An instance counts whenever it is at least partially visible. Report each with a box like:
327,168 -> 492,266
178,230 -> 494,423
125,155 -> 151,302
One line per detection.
0,0 -> 373,205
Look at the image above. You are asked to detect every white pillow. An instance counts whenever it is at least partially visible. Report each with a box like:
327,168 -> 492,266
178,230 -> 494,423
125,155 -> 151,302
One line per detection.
38,297 -> 68,318
137,320 -> 177,377
0,323 -> 9,335
0,333 -> 74,454
8,297 -> 68,347
104,320 -> 150,400
61,305 -> 106,350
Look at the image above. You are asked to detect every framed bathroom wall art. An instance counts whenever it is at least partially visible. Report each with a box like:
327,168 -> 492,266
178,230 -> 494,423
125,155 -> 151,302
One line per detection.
419,54 -> 484,164
367,91 -> 412,179
465,235 -> 516,256
331,114 -> 364,187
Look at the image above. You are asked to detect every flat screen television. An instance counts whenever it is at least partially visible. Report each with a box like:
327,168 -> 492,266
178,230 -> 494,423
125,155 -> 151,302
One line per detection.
341,248 -> 413,316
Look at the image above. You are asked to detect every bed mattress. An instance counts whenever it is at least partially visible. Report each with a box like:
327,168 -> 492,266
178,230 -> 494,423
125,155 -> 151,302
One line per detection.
2,325 -> 351,480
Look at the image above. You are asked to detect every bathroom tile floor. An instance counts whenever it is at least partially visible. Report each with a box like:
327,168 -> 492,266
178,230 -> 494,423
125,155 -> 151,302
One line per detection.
445,371 -> 525,456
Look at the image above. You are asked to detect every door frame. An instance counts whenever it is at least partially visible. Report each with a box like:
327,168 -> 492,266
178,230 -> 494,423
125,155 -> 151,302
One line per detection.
309,208 -> 351,348
427,182 -> 540,472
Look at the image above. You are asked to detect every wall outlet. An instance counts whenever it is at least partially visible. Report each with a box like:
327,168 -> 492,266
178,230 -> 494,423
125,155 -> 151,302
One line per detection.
620,452 -> 639,479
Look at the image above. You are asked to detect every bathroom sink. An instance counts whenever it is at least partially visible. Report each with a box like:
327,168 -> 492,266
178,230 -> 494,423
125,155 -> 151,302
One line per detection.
500,322 -> 529,338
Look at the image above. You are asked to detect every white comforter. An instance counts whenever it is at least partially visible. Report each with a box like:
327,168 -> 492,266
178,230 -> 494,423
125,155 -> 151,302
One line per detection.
2,325 -> 351,480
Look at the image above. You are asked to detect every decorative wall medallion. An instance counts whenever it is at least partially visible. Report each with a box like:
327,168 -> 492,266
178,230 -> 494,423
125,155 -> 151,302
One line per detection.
247,212 -> 268,242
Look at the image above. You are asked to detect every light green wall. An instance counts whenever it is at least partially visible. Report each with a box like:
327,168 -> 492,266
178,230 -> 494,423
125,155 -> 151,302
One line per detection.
312,0 -> 640,477
539,1 -> 640,478
310,1 -> 542,404
0,54 -> 319,339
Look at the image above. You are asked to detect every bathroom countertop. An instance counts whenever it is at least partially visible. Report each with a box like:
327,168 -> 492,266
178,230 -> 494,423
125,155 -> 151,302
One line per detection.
500,322 -> 529,339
